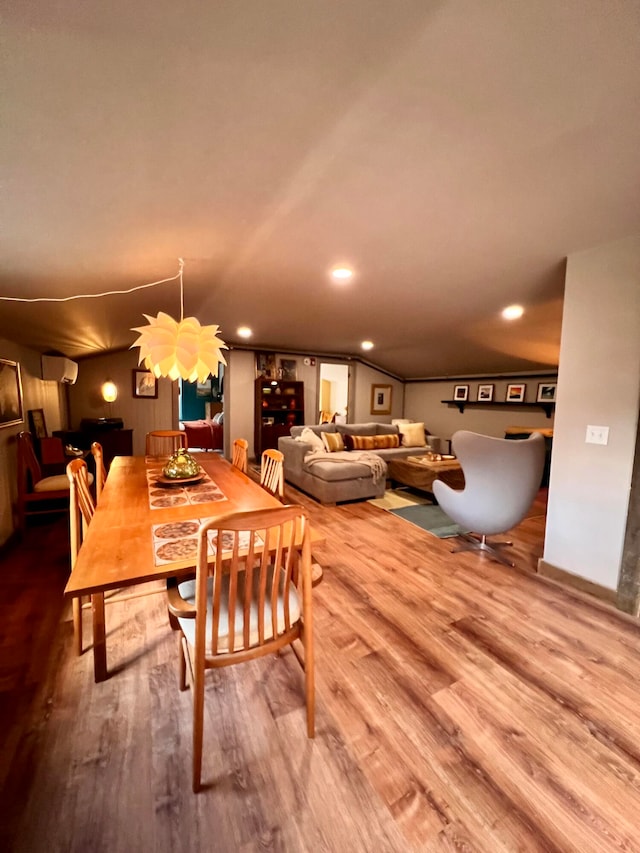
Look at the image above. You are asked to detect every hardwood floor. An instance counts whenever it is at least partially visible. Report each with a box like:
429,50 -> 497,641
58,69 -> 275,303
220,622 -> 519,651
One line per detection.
1,486 -> 640,852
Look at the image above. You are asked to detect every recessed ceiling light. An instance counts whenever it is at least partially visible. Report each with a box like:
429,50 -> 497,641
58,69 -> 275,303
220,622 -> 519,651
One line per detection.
330,266 -> 354,282
502,304 -> 524,320
361,340 -> 374,350
236,326 -> 252,338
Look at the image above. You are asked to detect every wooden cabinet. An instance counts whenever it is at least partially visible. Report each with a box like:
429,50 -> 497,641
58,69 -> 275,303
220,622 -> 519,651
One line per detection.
53,427 -> 133,470
254,379 -> 304,458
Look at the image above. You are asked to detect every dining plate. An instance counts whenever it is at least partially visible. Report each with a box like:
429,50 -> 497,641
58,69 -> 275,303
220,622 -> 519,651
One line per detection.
156,472 -> 205,487
442,454 -> 456,460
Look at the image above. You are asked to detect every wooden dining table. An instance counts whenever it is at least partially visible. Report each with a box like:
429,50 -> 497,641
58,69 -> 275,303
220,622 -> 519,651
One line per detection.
64,453 -> 323,683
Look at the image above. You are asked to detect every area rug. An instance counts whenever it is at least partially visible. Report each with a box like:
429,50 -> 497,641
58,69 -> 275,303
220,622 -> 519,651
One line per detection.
390,504 -> 470,538
369,489 -> 469,538
368,489 -> 430,511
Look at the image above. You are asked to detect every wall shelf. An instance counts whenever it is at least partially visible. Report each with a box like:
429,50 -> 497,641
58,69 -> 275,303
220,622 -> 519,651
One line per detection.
441,400 -> 555,419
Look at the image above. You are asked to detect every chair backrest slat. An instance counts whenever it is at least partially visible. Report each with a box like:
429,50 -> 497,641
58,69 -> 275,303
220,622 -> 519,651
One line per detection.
67,459 -> 96,568
145,430 -> 187,457
91,441 -> 107,503
17,431 -> 42,490
257,545 -> 269,646
242,533 -> 256,650
260,449 -> 284,499
232,438 -> 248,473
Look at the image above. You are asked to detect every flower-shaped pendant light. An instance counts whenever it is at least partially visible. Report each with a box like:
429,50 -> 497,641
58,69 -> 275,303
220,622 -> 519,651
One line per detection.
131,261 -> 227,383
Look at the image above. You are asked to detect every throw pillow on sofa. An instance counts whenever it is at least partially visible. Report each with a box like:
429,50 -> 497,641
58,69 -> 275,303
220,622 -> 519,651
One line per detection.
322,432 -> 345,453
345,434 -> 400,451
398,422 -> 427,447
373,433 -> 400,449
344,434 -> 375,451
296,427 -> 325,451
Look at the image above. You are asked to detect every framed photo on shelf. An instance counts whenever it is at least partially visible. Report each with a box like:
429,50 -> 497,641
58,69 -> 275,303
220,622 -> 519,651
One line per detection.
537,382 -> 557,402
279,359 -> 298,380
28,408 -> 47,439
453,384 -> 469,402
132,369 -> 158,399
0,358 -> 24,429
371,384 -> 392,415
477,384 -> 494,402
506,383 -> 526,402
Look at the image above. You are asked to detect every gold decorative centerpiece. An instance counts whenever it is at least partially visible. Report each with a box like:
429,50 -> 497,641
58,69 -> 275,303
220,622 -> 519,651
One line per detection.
162,448 -> 201,480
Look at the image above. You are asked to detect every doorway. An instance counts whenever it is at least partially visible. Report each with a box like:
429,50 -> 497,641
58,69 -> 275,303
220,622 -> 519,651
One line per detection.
318,362 -> 350,423
178,366 -> 224,422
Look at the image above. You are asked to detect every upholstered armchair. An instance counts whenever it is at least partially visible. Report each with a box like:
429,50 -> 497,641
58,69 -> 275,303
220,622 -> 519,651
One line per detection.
432,430 -> 545,566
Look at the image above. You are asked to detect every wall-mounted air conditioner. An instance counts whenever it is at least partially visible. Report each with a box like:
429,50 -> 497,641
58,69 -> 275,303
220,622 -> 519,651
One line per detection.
41,355 -> 79,384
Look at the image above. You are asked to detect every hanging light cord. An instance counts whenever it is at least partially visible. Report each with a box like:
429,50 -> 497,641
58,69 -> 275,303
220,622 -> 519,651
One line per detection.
0,258 -> 185,317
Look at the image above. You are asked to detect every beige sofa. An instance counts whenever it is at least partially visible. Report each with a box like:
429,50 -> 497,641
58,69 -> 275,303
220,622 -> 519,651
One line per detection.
278,422 -> 425,504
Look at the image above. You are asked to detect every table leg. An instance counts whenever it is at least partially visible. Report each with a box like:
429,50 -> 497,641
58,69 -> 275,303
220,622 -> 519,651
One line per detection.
92,592 -> 107,682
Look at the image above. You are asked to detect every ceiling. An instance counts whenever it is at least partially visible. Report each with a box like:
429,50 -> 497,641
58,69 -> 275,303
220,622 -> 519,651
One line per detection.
2,1 -> 640,379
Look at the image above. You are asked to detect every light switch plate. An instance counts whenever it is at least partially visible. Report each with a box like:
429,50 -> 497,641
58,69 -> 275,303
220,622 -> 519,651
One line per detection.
586,425 -> 609,445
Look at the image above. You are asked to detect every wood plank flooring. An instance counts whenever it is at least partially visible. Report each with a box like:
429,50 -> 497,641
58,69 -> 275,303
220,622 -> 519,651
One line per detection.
2,486 -> 640,852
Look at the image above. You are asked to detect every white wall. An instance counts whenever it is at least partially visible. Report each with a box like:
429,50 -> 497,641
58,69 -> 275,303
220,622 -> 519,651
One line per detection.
353,363 -> 404,423
68,349 -> 177,456
544,235 -> 640,590
0,337 -> 67,544
405,377 -> 555,440
225,350 -> 257,460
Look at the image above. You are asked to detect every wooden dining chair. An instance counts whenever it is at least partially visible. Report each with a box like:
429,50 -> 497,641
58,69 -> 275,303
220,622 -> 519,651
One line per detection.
145,430 -> 187,457
67,458 -> 96,655
231,438 -> 248,473
260,448 -> 284,499
16,431 -> 70,535
167,504 -> 315,792
91,441 -> 107,503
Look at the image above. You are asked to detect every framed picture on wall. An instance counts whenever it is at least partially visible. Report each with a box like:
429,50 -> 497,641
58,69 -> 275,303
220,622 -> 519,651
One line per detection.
506,383 -> 526,402
0,358 -> 24,428
371,384 -> 392,415
279,359 -> 298,380
453,384 -> 469,401
257,352 -> 276,379
28,408 -> 47,439
132,369 -> 158,399
537,382 -> 557,402
477,384 -> 494,402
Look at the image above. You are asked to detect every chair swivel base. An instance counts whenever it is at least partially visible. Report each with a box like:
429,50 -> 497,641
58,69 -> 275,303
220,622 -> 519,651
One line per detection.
450,533 -> 516,567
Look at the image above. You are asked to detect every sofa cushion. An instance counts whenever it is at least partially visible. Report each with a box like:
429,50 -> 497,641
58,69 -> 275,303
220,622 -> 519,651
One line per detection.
336,423 -> 377,437
296,427 -> 325,451
376,424 -> 400,436
290,423 -> 336,439
322,432 -> 346,453
302,458 -> 374,482
398,422 -> 427,447
34,474 -> 73,492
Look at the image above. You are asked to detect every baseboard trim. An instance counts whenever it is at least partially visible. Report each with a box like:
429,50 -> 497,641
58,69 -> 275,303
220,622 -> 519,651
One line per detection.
537,558 -> 617,605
